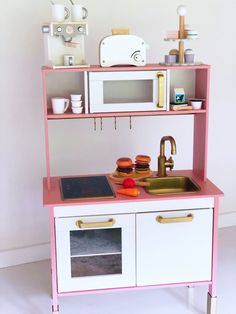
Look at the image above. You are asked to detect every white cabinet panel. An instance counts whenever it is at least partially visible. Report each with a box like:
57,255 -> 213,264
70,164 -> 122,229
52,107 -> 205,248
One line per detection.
136,208 -> 213,286
54,197 -> 215,217
55,214 -> 135,292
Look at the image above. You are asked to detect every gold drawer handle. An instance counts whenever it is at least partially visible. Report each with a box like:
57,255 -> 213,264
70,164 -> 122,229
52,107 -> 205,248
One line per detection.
76,218 -> 116,229
157,72 -> 164,108
156,214 -> 193,224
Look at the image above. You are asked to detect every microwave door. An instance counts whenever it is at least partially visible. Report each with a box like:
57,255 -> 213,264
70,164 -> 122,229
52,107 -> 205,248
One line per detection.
88,70 -> 168,113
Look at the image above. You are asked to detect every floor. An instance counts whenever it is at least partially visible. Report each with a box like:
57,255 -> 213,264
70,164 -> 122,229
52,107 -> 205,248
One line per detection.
0,226 -> 235,314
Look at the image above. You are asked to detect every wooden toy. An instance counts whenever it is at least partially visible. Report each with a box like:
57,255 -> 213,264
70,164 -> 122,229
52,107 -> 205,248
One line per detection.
177,5 -> 186,39
177,5 -> 187,64
163,5 -> 198,65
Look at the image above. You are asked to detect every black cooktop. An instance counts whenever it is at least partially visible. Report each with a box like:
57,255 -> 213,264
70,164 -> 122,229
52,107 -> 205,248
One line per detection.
60,176 -> 115,200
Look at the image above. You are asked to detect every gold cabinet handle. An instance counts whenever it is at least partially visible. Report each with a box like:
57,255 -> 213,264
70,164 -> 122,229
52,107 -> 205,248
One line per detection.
76,218 -> 116,229
156,214 -> 193,224
157,72 -> 164,108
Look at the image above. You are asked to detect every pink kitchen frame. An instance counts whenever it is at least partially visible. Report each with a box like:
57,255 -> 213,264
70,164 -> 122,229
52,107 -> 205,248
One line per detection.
42,64 -> 223,314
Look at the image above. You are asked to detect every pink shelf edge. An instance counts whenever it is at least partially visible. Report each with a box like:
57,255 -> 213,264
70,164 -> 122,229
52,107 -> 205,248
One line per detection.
42,63 -> 211,73
47,109 -> 207,119
57,280 -> 212,297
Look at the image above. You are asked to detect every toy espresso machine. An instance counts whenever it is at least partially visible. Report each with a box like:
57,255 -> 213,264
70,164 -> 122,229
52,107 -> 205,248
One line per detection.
42,8 -> 88,68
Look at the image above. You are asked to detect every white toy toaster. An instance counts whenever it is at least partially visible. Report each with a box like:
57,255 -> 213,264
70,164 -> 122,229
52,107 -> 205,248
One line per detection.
99,35 -> 147,67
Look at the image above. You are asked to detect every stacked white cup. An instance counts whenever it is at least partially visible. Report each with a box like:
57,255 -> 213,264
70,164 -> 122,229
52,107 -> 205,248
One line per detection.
71,94 -> 83,113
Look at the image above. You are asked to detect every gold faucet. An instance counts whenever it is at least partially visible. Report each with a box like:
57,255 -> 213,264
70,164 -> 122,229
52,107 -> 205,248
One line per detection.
158,136 -> 177,177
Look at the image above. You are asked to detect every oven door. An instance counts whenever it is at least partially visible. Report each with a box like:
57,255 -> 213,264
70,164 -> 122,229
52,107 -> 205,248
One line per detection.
89,70 -> 169,113
55,214 -> 136,292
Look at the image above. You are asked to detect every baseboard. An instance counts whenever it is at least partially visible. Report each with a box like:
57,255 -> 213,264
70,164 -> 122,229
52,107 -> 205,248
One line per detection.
0,242 -> 50,269
219,211 -> 236,228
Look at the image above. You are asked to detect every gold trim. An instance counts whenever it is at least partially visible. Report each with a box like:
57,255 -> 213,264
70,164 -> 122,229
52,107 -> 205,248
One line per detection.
156,214 -> 193,224
76,218 -> 116,229
157,72 -> 164,108
144,176 -> 201,195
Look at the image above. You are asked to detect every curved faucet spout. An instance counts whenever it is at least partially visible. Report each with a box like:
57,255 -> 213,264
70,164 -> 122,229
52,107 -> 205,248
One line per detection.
158,136 -> 177,177
160,136 -> 177,156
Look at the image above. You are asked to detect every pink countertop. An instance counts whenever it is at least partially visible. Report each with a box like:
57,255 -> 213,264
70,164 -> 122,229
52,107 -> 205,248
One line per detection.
43,170 -> 223,207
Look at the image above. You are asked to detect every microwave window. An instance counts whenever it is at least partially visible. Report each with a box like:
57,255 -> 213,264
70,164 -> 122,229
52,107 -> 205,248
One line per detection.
103,80 -> 153,104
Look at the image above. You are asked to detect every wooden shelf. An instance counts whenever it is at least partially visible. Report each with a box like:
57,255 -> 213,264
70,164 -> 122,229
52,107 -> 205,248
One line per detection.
47,109 -> 207,120
42,63 -> 210,73
164,38 -> 198,42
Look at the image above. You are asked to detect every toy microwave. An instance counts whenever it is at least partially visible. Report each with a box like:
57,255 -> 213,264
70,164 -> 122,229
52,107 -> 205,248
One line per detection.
88,70 -> 170,113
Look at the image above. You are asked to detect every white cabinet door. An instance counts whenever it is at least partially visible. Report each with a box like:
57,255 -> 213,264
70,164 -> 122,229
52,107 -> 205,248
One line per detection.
55,214 -> 135,292
136,208 -> 213,286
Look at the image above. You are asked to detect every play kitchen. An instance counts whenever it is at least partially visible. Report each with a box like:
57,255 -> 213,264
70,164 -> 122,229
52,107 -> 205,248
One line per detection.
41,4 -> 223,314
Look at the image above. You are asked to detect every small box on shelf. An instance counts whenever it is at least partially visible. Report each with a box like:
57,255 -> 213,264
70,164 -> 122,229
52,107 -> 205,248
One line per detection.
173,88 -> 185,104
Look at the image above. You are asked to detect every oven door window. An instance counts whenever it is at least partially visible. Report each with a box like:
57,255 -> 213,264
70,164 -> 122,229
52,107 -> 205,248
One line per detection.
70,228 -> 122,277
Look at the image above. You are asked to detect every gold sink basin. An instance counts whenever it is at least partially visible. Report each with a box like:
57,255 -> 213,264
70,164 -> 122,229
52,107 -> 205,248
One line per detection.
143,176 -> 201,195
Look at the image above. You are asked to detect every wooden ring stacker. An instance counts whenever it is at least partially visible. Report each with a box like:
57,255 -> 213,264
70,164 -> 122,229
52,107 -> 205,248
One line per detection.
109,175 -> 150,187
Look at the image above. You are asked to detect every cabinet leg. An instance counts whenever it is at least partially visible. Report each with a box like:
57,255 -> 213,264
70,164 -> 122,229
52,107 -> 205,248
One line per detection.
52,305 -> 59,314
187,286 -> 195,307
207,292 -> 217,314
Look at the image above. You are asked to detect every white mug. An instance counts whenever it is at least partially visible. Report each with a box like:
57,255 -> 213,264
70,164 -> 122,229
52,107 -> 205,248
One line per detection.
190,99 -> 203,110
71,94 -> 82,101
71,4 -> 88,22
52,98 -> 69,114
71,100 -> 82,107
72,106 -> 83,114
64,55 -> 75,66
52,4 -> 70,22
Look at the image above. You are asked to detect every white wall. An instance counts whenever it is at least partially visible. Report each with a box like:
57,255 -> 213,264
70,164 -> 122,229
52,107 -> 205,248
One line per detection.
1,0 -> 236,267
